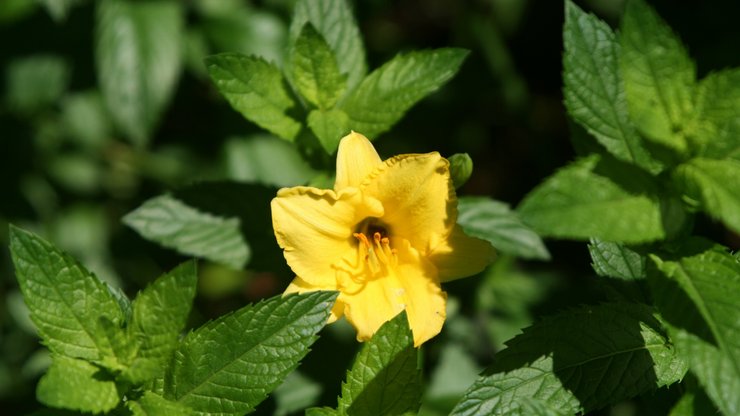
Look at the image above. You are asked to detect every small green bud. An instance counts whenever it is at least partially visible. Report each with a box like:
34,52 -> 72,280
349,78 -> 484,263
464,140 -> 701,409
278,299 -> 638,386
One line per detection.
448,153 -> 473,189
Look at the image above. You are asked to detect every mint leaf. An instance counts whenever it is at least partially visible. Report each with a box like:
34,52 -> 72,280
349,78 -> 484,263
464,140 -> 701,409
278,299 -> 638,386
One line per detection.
96,0 -> 183,147
290,0 -> 366,90
337,312 -> 422,416
124,194 -> 250,269
164,291 -> 337,415
128,392 -> 192,416
290,23 -> 347,109
37,355 -> 120,413
9,226 -> 123,362
457,197 -> 550,260
450,303 -> 686,415
517,155 -> 664,243
6,54 -> 69,114
273,371 -> 322,416
672,158 -> 740,234
687,69 -> 740,159
205,53 -> 301,141
588,239 -> 645,280
127,261 -> 197,382
649,241 -> 740,415
620,0 -> 694,157
339,48 -> 468,138
307,109 -> 350,153
562,1 -> 659,173
223,135 -> 317,187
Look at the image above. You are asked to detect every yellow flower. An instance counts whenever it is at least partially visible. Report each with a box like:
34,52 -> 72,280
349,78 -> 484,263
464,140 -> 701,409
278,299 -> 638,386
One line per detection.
271,132 -> 494,346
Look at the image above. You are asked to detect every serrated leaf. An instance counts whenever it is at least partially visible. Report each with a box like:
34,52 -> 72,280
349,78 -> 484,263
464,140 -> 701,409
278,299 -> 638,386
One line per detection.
686,69 -> 740,158
457,197 -> 550,260
205,53 -> 301,141
337,312 -> 422,416
306,408 -> 337,416
339,48 -> 468,138
37,355 -> 120,414
450,303 -> 687,416
307,109 -> 350,153
649,241 -> 740,415
291,23 -> 346,109
620,0 -> 694,156
164,291 -> 337,415
517,155 -> 664,243
562,1 -> 660,173
124,194 -> 250,269
290,0 -> 366,90
9,226 -> 123,362
588,238 -> 645,280
96,0 -> 183,146
128,392 -> 193,416
672,157 -> 740,234
5,54 -> 69,114
126,261 -> 197,382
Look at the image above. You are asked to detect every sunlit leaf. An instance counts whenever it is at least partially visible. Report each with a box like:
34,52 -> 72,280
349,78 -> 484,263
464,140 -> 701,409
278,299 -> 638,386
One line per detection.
96,0 -> 183,146
164,291 -> 337,415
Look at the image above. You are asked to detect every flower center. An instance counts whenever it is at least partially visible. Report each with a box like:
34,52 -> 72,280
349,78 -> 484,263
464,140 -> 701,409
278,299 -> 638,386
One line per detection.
353,217 -> 397,275
333,218 -> 398,291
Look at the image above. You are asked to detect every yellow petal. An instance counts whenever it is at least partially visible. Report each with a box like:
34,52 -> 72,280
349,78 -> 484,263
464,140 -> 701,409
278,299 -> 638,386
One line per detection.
334,132 -> 383,191
284,276 -> 344,322
361,153 -> 455,255
342,240 -> 446,346
271,186 -> 383,287
429,225 -> 496,282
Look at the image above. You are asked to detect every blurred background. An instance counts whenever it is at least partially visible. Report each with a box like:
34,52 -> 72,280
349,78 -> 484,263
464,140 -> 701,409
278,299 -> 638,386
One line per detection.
1,0 -> 738,414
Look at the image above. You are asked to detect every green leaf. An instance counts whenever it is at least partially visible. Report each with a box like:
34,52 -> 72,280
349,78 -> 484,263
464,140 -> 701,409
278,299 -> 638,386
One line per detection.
562,1 -> 659,173
588,238 -> 645,280
290,0 -> 366,90
37,355 -> 120,414
337,312 -> 422,416
339,48 -> 468,139
307,109 -> 351,153
687,69 -> 740,158
123,194 -> 250,269
620,0 -> 694,157
60,91 -> 112,149
450,303 -> 687,416
205,53 -> 301,141
9,226 -> 123,362
126,261 -> 197,382
222,135 -> 317,187
306,408 -> 337,416
164,291 -> 337,415
38,0 -> 82,22
128,392 -> 193,416
96,0 -> 183,147
649,241 -> 740,415
517,155 -> 665,243
5,54 -> 69,114
202,7 -> 287,66
273,371 -> 322,416
291,23 -> 347,109
672,158 -> 740,234
668,389 -> 717,416
424,343 -> 480,412
457,197 -> 549,260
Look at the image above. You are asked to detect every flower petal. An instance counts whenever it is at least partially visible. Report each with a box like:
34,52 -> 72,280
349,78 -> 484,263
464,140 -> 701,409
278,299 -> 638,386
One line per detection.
334,132 -> 383,191
342,240 -> 446,346
271,186 -> 383,287
284,276 -> 344,322
361,152 -> 456,254
429,225 -> 496,282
